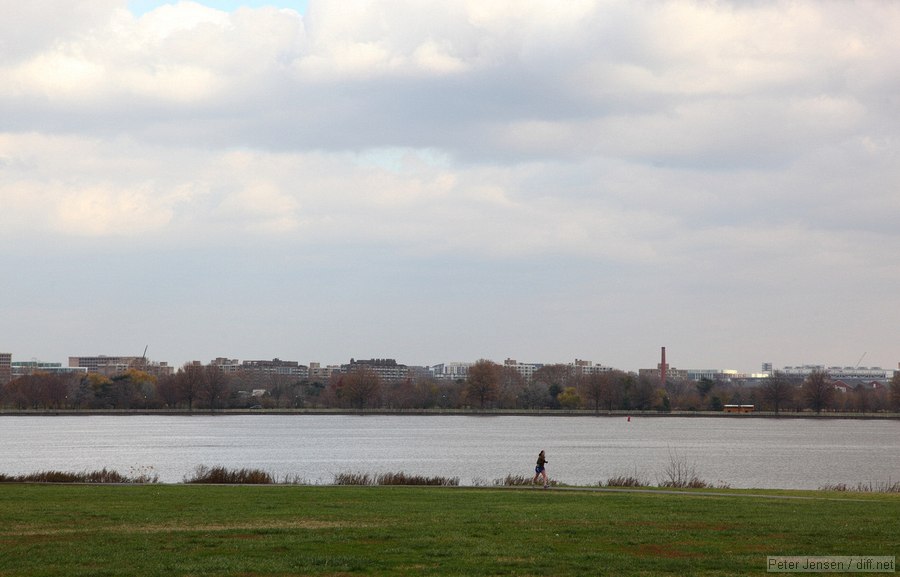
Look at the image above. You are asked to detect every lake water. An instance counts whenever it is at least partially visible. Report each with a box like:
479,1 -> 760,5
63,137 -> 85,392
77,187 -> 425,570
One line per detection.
1,415 -> 898,489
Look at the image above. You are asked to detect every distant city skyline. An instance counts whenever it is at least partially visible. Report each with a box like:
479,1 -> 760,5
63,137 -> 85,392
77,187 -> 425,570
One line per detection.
2,1 -> 899,376
1,347 -> 896,378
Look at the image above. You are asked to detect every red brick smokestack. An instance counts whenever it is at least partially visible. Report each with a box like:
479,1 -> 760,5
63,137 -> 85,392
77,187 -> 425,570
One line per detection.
660,346 -> 667,387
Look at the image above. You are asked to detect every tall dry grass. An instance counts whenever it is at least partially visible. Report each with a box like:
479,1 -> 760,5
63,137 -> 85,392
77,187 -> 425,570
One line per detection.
0,468 -> 158,484
183,465 -> 274,484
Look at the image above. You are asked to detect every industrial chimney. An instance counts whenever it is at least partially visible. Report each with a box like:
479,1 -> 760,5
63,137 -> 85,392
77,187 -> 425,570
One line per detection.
660,346 -> 667,387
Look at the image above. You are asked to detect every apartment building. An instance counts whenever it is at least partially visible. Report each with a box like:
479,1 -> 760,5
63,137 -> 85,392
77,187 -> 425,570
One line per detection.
308,362 -> 340,383
430,362 -> 472,380
342,358 -> 409,382
571,359 -> 615,376
503,359 -> 543,381
68,355 -> 174,377
0,353 -> 11,385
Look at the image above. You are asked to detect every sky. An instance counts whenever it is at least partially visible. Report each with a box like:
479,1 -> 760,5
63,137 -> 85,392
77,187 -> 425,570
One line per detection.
1,1 -> 899,374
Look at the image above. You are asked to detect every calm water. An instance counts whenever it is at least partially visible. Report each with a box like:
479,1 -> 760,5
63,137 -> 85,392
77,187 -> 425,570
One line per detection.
1,415 -> 898,489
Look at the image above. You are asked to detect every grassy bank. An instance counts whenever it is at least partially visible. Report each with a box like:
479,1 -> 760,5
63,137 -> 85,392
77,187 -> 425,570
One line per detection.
1,484 -> 897,576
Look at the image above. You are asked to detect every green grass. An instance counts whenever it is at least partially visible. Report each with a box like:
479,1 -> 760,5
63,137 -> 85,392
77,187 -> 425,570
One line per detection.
0,484 -> 897,577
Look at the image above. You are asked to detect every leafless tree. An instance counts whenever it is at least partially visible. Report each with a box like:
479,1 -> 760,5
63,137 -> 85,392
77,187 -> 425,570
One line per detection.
69,376 -> 94,409
851,383 -> 870,413
2,377 -> 31,409
382,378 -> 425,409
202,364 -> 230,412
890,373 -> 900,412
802,370 -> 834,413
519,380 -> 549,409
867,386 -> 888,412
176,362 -> 204,411
342,366 -> 382,409
607,371 -> 631,411
664,377 -> 691,410
762,372 -> 794,414
435,379 -> 463,409
578,372 -> 610,413
465,359 -> 500,409
156,373 -> 179,408
496,366 -> 526,409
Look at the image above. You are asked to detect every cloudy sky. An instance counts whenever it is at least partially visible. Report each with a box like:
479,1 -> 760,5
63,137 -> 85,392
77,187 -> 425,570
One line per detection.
2,1 -> 898,373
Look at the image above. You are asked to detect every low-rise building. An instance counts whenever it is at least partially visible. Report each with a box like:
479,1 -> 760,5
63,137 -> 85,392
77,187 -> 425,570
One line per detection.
780,365 -> 889,381
639,366 -> 689,382
11,362 -> 88,379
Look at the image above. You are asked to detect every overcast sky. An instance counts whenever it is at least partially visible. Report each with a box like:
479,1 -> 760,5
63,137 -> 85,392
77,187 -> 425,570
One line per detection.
2,1 -> 898,373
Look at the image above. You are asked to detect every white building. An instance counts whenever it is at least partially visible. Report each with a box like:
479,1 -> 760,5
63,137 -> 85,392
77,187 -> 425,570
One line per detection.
780,365 -> 889,381
430,362 -> 473,380
503,359 -> 543,381
11,362 -> 87,379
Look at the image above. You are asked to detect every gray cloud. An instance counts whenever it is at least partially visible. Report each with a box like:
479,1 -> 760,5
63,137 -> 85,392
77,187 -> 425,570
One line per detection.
1,0 -> 898,371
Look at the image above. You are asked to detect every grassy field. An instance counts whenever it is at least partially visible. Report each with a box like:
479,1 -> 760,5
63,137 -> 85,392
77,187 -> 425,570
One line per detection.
0,484 -> 897,576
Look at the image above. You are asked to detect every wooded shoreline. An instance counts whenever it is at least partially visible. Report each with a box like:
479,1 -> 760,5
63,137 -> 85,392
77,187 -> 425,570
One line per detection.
2,408 -> 898,419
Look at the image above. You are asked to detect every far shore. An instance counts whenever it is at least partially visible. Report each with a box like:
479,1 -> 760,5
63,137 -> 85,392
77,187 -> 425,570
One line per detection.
1,408 -> 898,419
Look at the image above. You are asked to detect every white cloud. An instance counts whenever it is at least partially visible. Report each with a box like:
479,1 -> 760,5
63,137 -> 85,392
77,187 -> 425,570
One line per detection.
2,0 -> 900,370
55,183 -> 178,236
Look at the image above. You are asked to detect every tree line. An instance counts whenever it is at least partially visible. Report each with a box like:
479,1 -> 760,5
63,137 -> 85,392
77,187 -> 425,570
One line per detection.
2,360 -> 899,413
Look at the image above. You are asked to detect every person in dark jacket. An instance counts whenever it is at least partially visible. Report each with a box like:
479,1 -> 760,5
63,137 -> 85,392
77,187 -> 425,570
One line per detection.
533,450 -> 549,488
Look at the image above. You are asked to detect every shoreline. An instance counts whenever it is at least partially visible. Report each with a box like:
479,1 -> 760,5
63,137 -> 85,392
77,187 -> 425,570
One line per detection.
1,408 -> 898,419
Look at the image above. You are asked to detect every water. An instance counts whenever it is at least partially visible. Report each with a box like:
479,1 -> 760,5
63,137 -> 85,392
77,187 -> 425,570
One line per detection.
1,415 -> 897,489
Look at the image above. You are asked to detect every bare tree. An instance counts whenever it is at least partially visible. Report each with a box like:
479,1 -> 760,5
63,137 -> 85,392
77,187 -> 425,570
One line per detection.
2,376 -> 33,409
69,376 -> 94,409
382,378 -> 417,409
802,370 -> 834,414
664,378 -> 691,410
890,372 -> 900,412
176,362 -> 204,411
579,372 -> 611,413
465,359 -> 500,409
604,371 -> 631,411
496,366 -> 526,409
851,383 -> 870,413
342,366 -> 382,409
156,373 -> 179,408
202,365 -> 229,412
762,372 -> 794,414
